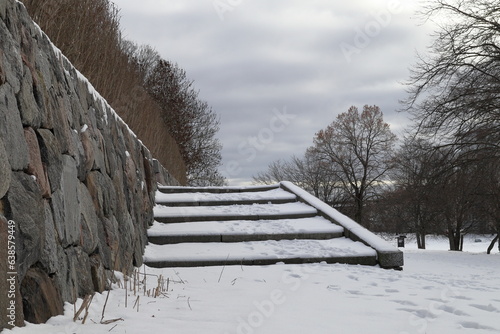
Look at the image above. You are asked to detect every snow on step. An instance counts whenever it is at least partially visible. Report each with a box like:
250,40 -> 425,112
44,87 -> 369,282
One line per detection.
144,237 -> 377,267
157,184 -> 278,193
156,188 -> 296,204
148,216 -> 344,237
154,202 -> 317,221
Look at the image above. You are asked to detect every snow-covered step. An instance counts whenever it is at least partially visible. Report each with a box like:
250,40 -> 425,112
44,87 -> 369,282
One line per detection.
143,237 -> 378,268
154,202 -> 318,223
155,188 -> 297,206
157,184 -> 279,194
148,216 -> 345,244
145,182 -> 404,269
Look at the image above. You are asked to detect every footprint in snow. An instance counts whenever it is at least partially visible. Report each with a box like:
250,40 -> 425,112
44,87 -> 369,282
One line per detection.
469,304 -> 500,313
459,321 -> 498,331
451,295 -> 473,301
398,308 -> 438,319
437,305 -> 470,316
391,300 -> 418,306
385,288 -> 399,293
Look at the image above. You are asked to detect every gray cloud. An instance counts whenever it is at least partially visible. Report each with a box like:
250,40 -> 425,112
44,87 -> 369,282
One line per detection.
114,0 -> 436,185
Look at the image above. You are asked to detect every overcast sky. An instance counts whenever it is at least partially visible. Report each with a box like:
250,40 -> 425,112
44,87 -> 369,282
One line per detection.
113,0 -> 436,185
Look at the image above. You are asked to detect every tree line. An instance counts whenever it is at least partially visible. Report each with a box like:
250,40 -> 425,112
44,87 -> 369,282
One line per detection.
255,0 -> 500,252
21,0 -> 225,186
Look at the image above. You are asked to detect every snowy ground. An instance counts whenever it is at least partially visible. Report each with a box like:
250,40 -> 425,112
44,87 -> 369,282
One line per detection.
6,235 -> 500,334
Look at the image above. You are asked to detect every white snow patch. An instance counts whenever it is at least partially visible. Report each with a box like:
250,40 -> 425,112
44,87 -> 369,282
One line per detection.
154,202 -> 317,218
80,124 -> 88,133
147,216 -> 344,237
156,188 -> 296,203
144,237 -> 376,263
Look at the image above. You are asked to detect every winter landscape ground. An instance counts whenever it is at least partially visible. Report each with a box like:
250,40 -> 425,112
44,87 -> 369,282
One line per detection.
5,234 -> 500,334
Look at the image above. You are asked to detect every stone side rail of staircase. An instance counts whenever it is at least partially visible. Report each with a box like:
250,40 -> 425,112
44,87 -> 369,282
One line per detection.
279,182 -> 403,269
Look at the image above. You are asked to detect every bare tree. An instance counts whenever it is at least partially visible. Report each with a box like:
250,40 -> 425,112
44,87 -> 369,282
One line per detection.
436,158 -> 482,251
144,60 -> 225,186
311,105 -> 397,226
472,155 -> 500,253
389,137 -> 444,248
253,149 -> 349,208
403,0 -> 500,153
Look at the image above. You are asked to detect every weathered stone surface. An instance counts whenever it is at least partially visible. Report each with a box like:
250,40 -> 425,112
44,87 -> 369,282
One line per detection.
89,254 -> 106,293
80,128 -> 95,174
72,127 -> 86,181
111,171 -> 127,224
23,127 -> 51,198
0,85 -> 29,170
73,247 -> 94,297
0,136 -> 11,198
0,49 -> 5,85
18,68 -> 42,127
0,0 -> 7,20
53,249 -> 76,304
39,200 -> 62,274
91,130 -> 106,172
6,172 -> 44,280
102,216 -> 119,268
78,182 -> 99,254
114,212 -> 135,274
37,129 -> 62,192
86,171 -> 115,218
52,95 -> 75,156
20,267 -> 63,324
0,9 -> 22,93
51,155 -> 80,247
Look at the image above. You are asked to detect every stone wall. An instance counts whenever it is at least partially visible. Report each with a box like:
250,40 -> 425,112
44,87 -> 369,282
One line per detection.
0,0 -> 179,330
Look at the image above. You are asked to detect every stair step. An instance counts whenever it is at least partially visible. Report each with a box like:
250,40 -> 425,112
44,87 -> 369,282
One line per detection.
155,187 -> 297,206
144,238 -> 377,268
156,198 -> 297,207
157,184 -> 279,194
154,202 -> 318,224
147,217 -> 344,244
148,232 -> 344,244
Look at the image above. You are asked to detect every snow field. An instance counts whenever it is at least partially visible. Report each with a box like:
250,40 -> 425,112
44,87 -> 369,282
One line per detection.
6,237 -> 500,334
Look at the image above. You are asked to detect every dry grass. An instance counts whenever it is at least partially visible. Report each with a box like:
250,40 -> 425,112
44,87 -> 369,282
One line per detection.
21,0 -> 187,184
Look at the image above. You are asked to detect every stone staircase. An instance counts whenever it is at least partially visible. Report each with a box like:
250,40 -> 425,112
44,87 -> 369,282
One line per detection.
143,182 -> 403,269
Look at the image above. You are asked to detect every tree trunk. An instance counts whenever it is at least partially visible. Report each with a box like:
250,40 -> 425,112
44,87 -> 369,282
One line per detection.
416,231 -> 426,249
448,227 -> 461,251
487,235 -> 499,254
354,196 -> 364,227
